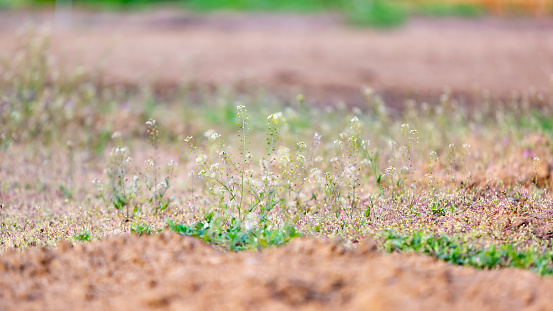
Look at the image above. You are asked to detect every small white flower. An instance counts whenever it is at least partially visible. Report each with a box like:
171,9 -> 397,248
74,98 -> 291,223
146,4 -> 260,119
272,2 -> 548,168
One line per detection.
267,112 -> 283,121
196,154 -> 207,164
210,163 -> 220,171
111,131 -> 121,139
313,132 -> 322,147
204,130 -> 221,140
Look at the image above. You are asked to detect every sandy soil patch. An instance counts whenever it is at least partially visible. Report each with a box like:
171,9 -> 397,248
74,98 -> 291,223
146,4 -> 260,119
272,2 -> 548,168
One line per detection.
1,232 -> 553,311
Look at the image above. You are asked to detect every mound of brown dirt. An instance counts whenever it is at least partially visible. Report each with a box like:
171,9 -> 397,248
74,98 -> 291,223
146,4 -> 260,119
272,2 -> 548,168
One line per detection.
1,232 -> 553,310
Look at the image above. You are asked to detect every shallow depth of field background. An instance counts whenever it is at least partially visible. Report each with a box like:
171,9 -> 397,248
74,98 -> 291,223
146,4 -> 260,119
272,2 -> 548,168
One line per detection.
1,1 -> 553,310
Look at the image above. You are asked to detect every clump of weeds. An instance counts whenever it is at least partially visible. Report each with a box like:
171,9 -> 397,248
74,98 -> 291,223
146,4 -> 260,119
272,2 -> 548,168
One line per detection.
2,31 -> 553,276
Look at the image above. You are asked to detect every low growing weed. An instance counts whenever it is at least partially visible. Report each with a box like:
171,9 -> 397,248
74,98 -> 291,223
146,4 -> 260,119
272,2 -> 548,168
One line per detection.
3,35 -> 553,278
166,214 -> 302,251
384,230 -> 553,276
73,228 -> 92,242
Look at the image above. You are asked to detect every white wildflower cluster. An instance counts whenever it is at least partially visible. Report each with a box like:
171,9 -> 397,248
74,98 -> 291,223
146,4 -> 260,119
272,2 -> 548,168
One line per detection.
277,147 -> 291,164
110,146 -> 129,156
145,119 -> 156,127
297,141 -> 306,149
210,163 -> 220,171
267,112 -> 283,123
342,165 -> 359,181
385,166 -> 396,176
111,131 -> 122,140
184,136 -> 193,143
204,129 -> 221,140
156,181 -> 168,191
312,132 -> 322,148
361,139 -> 370,150
196,154 -> 207,164
168,160 -> 178,167
198,170 -> 206,179
350,116 -> 359,124
91,178 -> 103,192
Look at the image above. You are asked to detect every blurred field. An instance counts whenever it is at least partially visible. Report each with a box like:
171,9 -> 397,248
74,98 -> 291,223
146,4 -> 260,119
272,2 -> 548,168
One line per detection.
1,0 -> 552,26
2,3 -> 553,311
1,10 -> 552,107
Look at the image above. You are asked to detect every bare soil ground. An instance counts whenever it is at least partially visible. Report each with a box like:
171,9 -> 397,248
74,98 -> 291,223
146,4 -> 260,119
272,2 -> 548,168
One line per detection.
1,10 -> 553,105
2,232 -> 553,311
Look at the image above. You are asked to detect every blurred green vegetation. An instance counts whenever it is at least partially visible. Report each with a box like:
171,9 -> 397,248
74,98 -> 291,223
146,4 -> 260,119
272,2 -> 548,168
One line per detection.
0,0 -> 488,27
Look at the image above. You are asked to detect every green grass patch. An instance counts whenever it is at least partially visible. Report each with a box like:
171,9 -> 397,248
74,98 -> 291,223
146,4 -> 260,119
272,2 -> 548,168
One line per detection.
384,231 -> 553,276
73,228 -> 92,242
416,2 -> 484,18
166,214 -> 302,251
130,222 -> 160,236
6,0 -> 493,27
